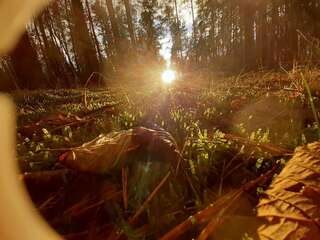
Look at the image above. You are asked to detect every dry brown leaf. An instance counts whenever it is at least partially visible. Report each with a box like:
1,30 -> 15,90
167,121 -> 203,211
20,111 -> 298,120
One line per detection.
18,112 -> 90,137
59,127 -> 181,174
59,129 -> 137,173
257,142 -> 320,240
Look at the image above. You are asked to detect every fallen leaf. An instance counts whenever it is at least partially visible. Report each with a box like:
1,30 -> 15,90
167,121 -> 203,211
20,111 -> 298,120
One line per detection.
59,129 -> 137,174
59,127 -> 181,174
257,142 -> 320,240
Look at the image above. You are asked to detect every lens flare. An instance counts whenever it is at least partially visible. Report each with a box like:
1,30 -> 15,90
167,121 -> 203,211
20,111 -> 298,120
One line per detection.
161,69 -> 176,84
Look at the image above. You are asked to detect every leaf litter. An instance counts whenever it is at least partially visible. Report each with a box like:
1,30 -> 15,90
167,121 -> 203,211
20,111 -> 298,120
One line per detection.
257,142 -> 320,240
14,75 -> 320,239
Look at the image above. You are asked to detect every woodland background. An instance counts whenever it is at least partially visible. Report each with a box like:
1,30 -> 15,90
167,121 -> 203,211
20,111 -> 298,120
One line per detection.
5,1 -> 320,239
0,0 -> 320,90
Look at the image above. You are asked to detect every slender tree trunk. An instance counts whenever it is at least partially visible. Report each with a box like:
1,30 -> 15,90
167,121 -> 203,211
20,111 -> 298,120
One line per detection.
71,0 -> 99,84
54,15 -> 78,79
190,0 -> 196,37
269,1 -> 278,67
64,0 -> 80,75
34,19 -> 55,87
288,0 -> 298,64
209,4 -> 216,61
10,31 -> 45,89
33,21 -> 47,57
44,10 -> 71,86
46,2 -> 79,86
106,0 -> 121,54
0,58 -> 19,90
314,0 -> 320,39
173,0 -> 183,60
240,1 -> 256,69
85,0 -> 103,62
123,0 -> 136,46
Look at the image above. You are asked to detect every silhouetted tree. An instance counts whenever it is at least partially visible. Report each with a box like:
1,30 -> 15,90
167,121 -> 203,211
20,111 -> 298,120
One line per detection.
10,32 -> 45,89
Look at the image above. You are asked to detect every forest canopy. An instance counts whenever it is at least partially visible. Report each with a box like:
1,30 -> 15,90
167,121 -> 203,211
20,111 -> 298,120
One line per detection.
0,0 -> 320,90
1,1 -> 320,240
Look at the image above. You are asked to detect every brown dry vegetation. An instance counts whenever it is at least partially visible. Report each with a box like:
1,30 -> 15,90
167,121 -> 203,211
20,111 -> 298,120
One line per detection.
14,68 -> 320,240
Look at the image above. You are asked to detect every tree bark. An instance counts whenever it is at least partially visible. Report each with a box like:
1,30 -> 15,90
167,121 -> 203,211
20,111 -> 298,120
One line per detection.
106,0 -> 121,54
240,1 -> 256,70
10,31 -> 45,89
71,0 -> 99,83
190,0 -> 196,37
85,0 -> 103,62
123,0 -> 136,46
173,0 -> 183,60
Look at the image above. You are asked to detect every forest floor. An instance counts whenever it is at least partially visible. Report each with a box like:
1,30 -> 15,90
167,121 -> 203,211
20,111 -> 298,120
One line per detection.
13,69 -> 320,240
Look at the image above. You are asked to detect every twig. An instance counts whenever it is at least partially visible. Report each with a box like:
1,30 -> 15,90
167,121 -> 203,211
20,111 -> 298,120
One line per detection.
218,159 -> 225,196
107,171 -> 172,240
129,171 -> 171,225
50,118 -> 93,132
231,85 -> 302,93
122,166 -> 128,210
80,103 -> 120,119
38,147 -> 73,152
198,190 -> 243,240
224,133 -> 292,157
159,190 -> 240,240
159,167 -> 277,240
83,72 -> 109,108
301,73 -> 320,137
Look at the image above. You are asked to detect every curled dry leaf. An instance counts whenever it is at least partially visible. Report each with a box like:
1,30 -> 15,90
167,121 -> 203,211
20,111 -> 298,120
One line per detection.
18,112 -> 90,137
257,142 -> 320,240
59,129 -> 138,174
59,127 -> 181,174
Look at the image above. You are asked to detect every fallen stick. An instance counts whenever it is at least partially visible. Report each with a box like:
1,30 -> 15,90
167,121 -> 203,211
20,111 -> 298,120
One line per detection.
129,171 -> 171,225
224,133 -> 292,157
107,171 -> 172,240
159,167 -> 276,240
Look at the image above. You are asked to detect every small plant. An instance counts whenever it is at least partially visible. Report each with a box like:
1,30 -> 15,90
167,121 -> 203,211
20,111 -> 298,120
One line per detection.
256,186 -> 265,196
203,107 -> 217,120
242,233 -> 254,240
255,157 -> 265,170
301,73 -> 320,138
168,106 -> 198,143
184,126 -> 231,188
249,128 -> 270,144
114,110 -> 141,129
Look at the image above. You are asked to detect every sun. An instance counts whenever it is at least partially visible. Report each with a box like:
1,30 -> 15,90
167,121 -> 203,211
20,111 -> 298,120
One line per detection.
161,69 -> 176,84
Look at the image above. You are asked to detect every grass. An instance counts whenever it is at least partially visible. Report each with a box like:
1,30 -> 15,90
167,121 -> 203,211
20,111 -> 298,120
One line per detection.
301,72 -> 320,137
13,68 -> 320,239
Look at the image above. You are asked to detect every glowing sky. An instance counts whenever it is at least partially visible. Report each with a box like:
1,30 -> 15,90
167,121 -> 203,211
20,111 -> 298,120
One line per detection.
159,1 -> 196,66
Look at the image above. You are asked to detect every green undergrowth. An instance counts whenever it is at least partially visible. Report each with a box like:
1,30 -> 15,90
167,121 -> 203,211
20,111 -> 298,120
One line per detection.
14,70 -> 320,188
12,69 -> 320,239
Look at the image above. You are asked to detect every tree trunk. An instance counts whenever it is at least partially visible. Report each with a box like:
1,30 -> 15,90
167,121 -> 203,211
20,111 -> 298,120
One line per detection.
54,13 -> 78,81
240,1 -> 256,70
123,0 -> 136,46
10,31 -> 45,89
173,0 -> 183,61
288,0 -> 298,64
106,0 -> 121,54
71,0 -> 99,84
190,0 -> 196,37
85,0 -> 103,63
33,20 -> 53,82
64,0 -> 80,75
269,1 -> 278,67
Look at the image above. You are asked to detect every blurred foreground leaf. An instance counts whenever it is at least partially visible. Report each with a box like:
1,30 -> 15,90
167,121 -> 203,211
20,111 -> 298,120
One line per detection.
257,142 -> 320,240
